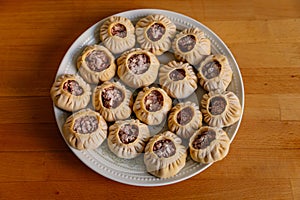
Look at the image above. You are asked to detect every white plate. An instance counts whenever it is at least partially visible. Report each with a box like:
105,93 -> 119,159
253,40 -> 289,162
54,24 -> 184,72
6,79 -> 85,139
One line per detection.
53,9 -> 244,186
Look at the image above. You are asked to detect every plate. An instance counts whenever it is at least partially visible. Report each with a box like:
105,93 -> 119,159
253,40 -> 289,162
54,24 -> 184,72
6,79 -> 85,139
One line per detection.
53,9 -> 244,186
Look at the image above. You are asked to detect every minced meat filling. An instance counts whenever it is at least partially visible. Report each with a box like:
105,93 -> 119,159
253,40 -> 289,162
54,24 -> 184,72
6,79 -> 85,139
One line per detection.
101,86 -> 124,109
177,107 -> 194,126
146,23 -> 166,42
85,50 -> 110,72
202,60 -> 221,79
169,69 -> 186,81
128,54 -> 150,75
209,96 -> 227,115
192,130 -> 216,149
63,80 -> 83,96
73,116 -> 98,134
118,124 -> 139,144
144,90 -> 164,112
178,35 -> 196,52
153,139 -> 176,158
111,23 -> 127,38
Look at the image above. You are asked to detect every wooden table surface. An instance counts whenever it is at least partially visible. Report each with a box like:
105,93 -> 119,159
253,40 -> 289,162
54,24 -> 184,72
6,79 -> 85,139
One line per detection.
1,0 -> 299,199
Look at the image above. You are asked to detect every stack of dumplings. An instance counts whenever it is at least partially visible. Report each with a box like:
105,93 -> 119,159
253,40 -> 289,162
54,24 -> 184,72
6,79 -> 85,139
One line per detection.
50,14 -> 242,179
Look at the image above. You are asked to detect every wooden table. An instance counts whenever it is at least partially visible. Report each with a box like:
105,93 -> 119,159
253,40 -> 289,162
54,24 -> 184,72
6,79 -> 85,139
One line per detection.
1,0 -> 299,199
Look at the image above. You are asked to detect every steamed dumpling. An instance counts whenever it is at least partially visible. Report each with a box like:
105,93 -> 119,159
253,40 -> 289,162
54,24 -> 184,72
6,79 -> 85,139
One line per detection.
93,81 -> 132,122
108,119 -> 150,159
135,14 -> 176,55
63,109 -> 108,150
100,16 -> 135,54
50,74 -> 91,112
189,126 -> 230,164
201,90 -> 242,128
144,131 -> 187,178
159,60 -> 197,99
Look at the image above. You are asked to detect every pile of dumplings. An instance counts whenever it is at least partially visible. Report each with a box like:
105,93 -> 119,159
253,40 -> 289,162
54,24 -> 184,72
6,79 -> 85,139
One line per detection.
50,14 -> 242,179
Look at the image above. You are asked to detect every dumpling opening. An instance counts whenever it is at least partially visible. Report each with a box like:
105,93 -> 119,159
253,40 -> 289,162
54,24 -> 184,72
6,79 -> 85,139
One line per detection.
85,50 -> 110,72
127,53 -> 150,75
208,96 -> 227,115
192,130 -> 216,149
111,23 -> 127,38
146,23 -> 166,42
73,115 -> 98,134
202,60 -> 221,79
178,35 -> 196,52
153,139 -> 176,158
63,80 -> 83,96
118,124 -> 139,144
169,69 -> 186,81
176,107 -> 194,126
144,90 -> 164,112
101,86 -> 124,108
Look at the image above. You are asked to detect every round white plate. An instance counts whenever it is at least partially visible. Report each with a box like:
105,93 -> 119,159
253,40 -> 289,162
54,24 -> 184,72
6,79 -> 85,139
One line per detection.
53,9 -> 244,186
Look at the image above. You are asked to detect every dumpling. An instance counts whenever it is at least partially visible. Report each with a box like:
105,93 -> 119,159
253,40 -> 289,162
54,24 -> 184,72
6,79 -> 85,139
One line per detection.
108,119 -> 150,159
144,131 -> 187,178
135,14 -> 176,55
197,54 -> 233,92
133,87 -> 172,125
201,91 -> 242,128
117,48 -> 160,88
100,16 -> 135,54
189,126 -> 230,164
77,45 -> 116,84
93,81 -> 132,122
172,28 -> 211,66
63,108 -> 108,150
50,74 -> 91,112
168,101 -> 202,139
159,60 -> 198,99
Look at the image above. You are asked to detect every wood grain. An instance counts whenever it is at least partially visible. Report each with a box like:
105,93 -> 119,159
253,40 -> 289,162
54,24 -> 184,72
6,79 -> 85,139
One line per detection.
0,179 -> 294,199
0,0 -> 299,199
